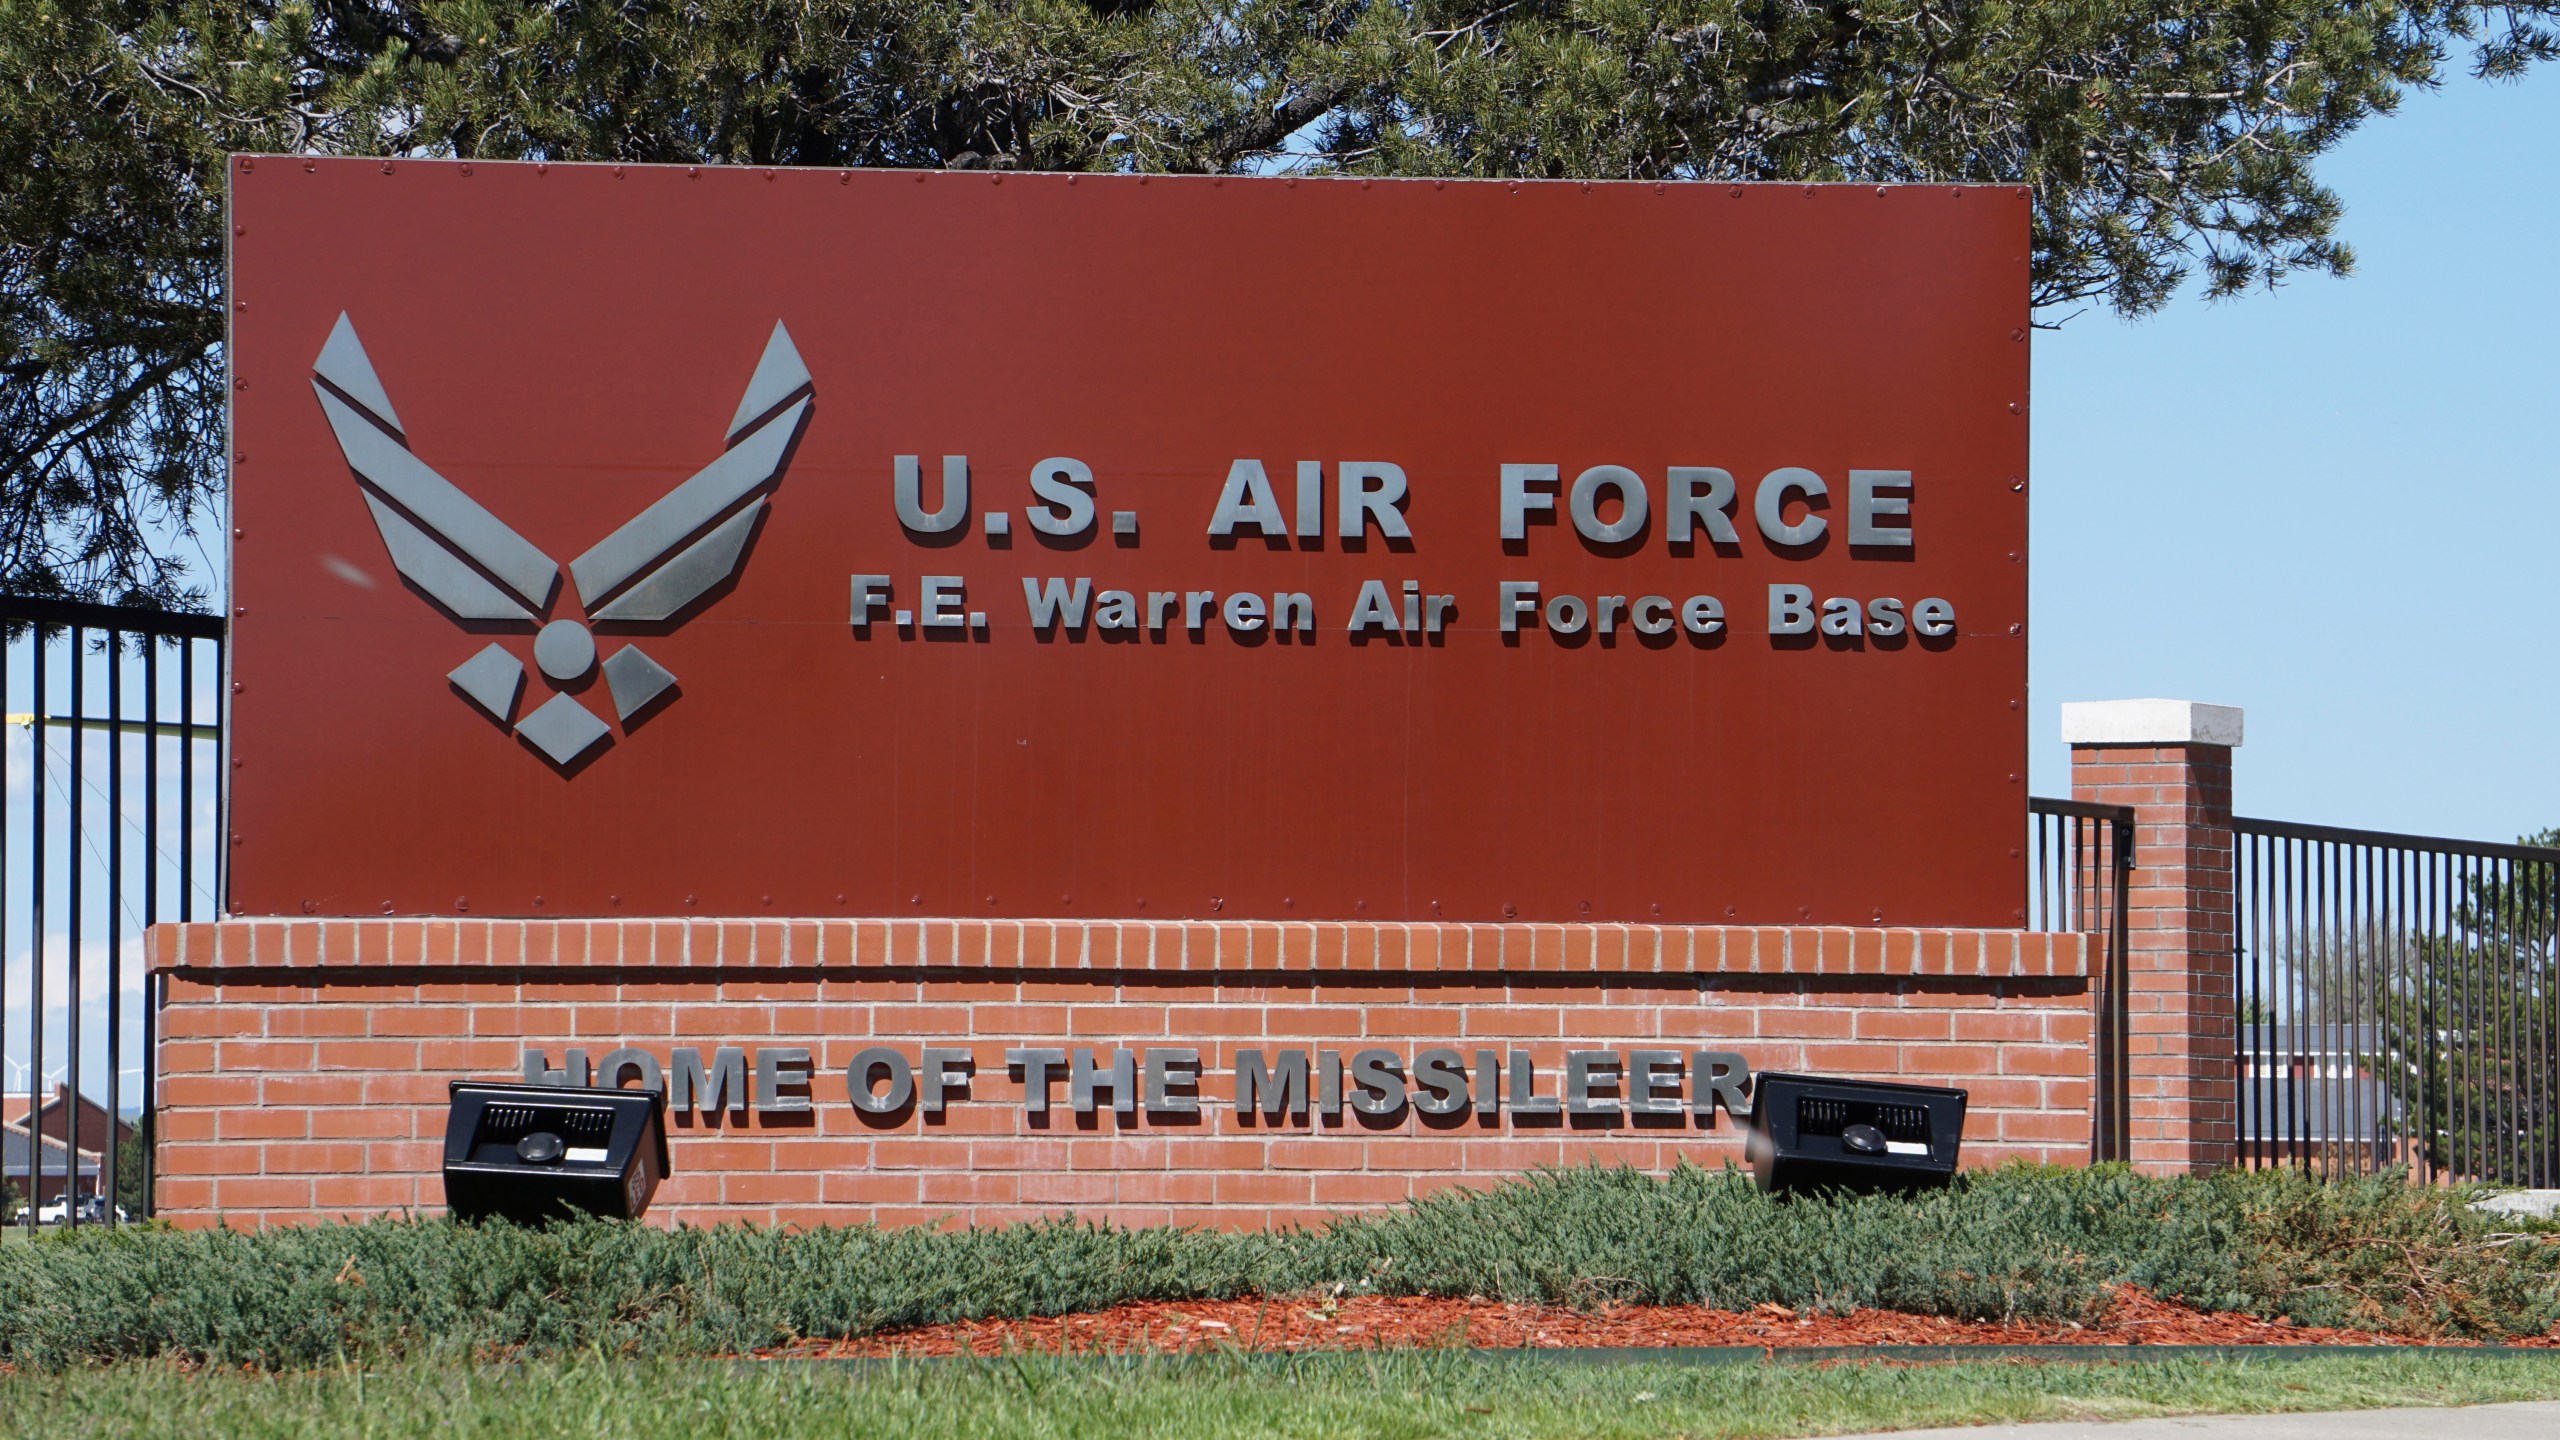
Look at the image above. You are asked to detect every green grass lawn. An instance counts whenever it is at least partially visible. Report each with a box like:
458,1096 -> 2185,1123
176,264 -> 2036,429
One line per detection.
6,1351 -> 2560,1440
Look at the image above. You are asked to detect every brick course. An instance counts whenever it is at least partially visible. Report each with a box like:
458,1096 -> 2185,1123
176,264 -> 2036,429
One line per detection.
150,919 -> 2096,1230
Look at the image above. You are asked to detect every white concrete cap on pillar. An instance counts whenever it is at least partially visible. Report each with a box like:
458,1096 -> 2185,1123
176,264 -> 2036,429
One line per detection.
2061,699 -> 2244,747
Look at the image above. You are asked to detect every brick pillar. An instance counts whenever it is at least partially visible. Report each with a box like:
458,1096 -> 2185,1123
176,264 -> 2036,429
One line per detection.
2063,699 -> 2243,1175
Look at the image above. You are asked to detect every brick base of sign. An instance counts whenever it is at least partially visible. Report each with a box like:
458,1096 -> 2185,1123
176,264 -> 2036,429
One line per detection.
146,919 -> 2097,1231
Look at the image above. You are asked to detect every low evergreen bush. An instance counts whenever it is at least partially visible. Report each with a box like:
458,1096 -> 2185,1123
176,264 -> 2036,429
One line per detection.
1,1165 -> 2551,1370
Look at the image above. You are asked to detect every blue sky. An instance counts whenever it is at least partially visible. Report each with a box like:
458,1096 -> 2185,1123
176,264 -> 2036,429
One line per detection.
2026,66 -> 2560,843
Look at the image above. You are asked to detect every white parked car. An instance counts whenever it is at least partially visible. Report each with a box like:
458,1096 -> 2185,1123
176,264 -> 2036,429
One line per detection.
32,1197 -> 122,1225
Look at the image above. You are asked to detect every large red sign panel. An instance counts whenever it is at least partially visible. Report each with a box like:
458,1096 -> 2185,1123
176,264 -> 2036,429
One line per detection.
227,159 -> 2029,925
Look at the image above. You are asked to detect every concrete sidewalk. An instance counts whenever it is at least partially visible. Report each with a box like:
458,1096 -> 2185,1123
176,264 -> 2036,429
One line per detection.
1822,1398 -> 2560,1439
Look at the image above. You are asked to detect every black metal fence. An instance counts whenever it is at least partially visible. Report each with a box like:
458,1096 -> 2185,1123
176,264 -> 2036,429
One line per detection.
1,596 -> 224,1231
2027,797 -> 2134,1163
2235,817 -> 2560,1184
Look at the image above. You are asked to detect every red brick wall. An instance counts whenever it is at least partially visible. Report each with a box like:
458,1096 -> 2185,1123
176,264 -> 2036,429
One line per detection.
149,919 -> 2096,1230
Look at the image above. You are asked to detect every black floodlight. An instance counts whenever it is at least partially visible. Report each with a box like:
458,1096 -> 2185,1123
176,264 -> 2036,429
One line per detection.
442,1080 -> 669,1224
1744,1072 -> 1967,1196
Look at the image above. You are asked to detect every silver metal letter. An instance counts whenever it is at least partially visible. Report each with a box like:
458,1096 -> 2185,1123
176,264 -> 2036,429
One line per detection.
893,455 -> 969,534
1295,460 -> 1323,538
1500,464 -> 1557,541
1569,466 -> 1649,544
1767,584 -> 1815,636
846,1048 -> 914,1113
1914,597 -> 1957,637
1235,1049 -> 1311,1120
1412,1049 -> 1467,1116
1143,1048 -> 1201,1114
1337,463 -> 1411,540
1023,576 -> 1092,629
1666,467 -> 1739,544
1209,459 -> 1287,537
920,575 -> 966,628
1348,579 -> 1399,632
755,1046 -> 814,1112
1348,1049 -> 1407,1116
1008,1048 -> 1067,1116
1753,467 -> 1828,546
850,575 -> 892,628
670,1046 -> 747,1115
1564,1051 -> 1621,1116
1848,470 -> 1913,547
918,1048 -> 974,1116
1628,1051 -> 1681,1115
1507,1050 -> 1559,1114
1026,457 -> 1097,536
1500,581 -> 1539,634
597,1048 -> 662,1093
1693,1051 -> 1753,1123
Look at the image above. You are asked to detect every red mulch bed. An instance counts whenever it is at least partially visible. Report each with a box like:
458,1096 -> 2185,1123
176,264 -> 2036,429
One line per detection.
783,1288 -> 2560,1358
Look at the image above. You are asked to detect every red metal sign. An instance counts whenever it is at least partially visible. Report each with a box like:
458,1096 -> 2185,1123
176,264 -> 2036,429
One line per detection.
227,159 -> 2029,925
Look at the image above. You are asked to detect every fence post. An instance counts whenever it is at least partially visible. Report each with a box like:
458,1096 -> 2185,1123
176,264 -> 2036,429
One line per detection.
2064,699 -> 2244,1175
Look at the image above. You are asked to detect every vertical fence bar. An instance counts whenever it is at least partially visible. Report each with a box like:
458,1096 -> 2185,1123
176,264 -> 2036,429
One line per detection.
2454,849 -> 2471,1183
2238,830 -> 2256,1166
2491,855 -> 2508,1185
141,637 -> 159,1218
27,634 -> 45,1231
2435,848 -> 2455,1182
2364,842 -> 2382,1174
2304,830 -> 2324,1168
2254,830 -> 2269,1168
2529,845 -> 2549,1183
105,628 -> 122,1220
2322,836 -> 2339,1175
2,632 -> 12,1223
181,638 -> 193,940
2541,850 -> 2554,1187
2425,849 -> 2442,1182
212,632 -> 225,920
2365,840 -> 2385,1168
64,627 -> 82,1229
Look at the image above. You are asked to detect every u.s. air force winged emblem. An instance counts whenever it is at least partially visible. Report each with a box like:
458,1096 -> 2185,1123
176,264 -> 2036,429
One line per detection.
310,315 -> 811,766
